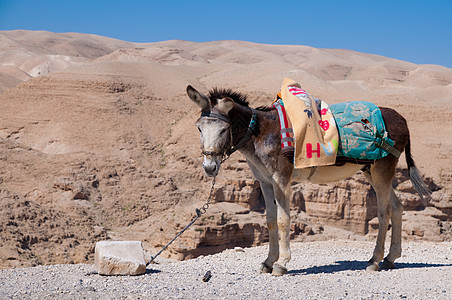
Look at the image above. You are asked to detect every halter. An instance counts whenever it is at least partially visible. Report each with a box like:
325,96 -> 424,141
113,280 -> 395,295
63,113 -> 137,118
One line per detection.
200,108 -> 259,159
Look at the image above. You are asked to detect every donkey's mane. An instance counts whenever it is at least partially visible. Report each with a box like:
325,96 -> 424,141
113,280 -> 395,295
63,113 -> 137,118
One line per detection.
208,87 -> 274,111
208,87 -> 249,107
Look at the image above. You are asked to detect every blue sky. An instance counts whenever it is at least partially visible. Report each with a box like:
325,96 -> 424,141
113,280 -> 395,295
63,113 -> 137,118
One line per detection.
1,0 -> 451,68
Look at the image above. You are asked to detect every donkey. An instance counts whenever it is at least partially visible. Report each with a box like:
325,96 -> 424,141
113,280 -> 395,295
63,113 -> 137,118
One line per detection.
186,85 -> 431,276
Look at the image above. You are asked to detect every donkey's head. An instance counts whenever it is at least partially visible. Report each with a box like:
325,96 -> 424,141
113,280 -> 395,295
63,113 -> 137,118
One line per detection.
186,85 -> 237,177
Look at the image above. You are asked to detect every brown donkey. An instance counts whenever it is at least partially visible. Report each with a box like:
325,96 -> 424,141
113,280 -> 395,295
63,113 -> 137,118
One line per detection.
187,85 -> 431,276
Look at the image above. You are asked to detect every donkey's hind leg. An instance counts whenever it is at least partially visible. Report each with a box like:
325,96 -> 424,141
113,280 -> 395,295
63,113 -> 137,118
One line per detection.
363,156 -> 398,271
258,181 -> 279,274
381,187 -> 403,269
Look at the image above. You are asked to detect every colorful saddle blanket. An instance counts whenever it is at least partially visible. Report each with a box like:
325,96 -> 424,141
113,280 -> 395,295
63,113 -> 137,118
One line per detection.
273,78 -> 339,169
329,101 -> 396,160
274,79 -> 398,166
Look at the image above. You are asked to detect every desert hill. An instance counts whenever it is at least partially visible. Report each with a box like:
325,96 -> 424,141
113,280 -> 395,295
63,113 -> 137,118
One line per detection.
0,30 -> 451,268
0,30 -> 133,92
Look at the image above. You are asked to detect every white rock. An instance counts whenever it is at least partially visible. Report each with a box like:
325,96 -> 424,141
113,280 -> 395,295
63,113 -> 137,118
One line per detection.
94,241 -> 146,275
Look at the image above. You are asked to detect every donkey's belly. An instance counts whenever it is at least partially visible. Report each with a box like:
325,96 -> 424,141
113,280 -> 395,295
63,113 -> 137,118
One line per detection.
292,163 -> 363,184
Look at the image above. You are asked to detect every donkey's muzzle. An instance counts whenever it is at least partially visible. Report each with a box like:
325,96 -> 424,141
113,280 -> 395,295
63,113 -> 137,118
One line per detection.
203,162 -> 218,177
202,158 -> 220,177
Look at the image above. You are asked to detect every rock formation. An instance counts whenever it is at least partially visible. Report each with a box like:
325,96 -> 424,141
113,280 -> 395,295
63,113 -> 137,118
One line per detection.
0,30 -> 451,268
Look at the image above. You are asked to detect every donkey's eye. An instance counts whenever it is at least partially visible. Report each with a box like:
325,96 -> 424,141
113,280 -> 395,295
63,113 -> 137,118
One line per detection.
220,128 -> 227,135
197,127 -> 202,133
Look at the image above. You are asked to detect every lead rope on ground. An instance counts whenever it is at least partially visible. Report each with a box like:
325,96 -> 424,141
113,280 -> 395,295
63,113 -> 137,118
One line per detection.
146,175 -> 218,266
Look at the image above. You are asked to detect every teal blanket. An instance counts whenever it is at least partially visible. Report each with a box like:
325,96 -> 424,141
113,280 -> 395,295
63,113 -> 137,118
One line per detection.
330,101 -> 395,160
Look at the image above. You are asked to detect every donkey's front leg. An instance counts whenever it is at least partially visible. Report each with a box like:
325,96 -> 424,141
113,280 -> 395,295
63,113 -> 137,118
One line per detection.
258,182 -> 279,274
271,181 -> 291,276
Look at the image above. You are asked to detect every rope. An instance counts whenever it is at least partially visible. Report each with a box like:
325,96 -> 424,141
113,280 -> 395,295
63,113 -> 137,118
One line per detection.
147,176 -> 218,266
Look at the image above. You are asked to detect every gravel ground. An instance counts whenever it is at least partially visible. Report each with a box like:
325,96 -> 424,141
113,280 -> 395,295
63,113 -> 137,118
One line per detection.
1,240 -> 451,299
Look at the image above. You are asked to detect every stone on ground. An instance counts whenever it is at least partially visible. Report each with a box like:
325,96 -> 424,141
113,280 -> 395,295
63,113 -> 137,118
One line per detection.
94,241 -> 146,275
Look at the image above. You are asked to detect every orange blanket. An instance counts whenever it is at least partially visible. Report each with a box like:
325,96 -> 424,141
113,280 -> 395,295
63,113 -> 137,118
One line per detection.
279,78 -> 339,168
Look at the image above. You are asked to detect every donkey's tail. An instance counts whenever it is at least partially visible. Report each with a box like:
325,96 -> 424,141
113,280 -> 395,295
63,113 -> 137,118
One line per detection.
405,140 -> 432,204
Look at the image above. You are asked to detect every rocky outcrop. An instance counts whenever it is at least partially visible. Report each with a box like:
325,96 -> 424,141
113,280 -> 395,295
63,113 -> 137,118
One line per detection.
1,31 -> 451,268
212,179 -> 265,211
0,188 -> 108,269
291,173 -> 378,235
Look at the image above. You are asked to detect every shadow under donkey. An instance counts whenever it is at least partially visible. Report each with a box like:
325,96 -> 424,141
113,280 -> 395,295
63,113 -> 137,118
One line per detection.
288,260 -> 452,275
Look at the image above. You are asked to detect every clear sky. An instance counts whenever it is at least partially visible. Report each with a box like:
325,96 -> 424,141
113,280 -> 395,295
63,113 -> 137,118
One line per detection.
1,0 -> 451,68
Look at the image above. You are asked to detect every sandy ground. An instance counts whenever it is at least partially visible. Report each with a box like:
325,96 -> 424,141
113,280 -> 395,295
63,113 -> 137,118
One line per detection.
1,240 -> 451,299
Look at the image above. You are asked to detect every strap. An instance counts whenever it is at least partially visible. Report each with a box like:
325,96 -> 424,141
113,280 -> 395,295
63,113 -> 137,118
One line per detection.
281,137 -> 294,144
377,139 -> 401,158
307,167 -> 317,180
201,111 -> 230,123
280,128 -> 294,134
226,109 -> 258,156
363,119 -> 401,159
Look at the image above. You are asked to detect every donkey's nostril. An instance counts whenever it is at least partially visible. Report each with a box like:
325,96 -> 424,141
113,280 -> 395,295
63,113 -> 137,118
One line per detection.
206,164 -> 216,173
203,163 -> 218,176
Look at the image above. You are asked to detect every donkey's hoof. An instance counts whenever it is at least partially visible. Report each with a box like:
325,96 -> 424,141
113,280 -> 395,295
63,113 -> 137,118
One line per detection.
366,262 -> 380,272
381,258 -> 395,270
271,264 -> 287,276
259,263 -> 273,274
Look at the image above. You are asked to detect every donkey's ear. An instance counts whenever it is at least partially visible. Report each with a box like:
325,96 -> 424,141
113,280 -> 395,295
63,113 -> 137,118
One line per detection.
217,97 -> 234,114
186,85 -> 210,111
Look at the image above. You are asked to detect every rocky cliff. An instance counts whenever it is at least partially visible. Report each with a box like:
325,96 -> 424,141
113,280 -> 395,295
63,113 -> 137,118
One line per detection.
1,31 -> 451,268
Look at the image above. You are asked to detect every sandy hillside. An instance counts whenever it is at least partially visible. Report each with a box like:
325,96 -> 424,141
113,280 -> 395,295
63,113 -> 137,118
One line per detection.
0,30 -> 451,269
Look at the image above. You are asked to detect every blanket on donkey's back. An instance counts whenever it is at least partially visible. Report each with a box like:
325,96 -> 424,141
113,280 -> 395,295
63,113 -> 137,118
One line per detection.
276,78 -> 339,168
273,78 -> 397,167
329,101 -> 396,160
